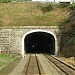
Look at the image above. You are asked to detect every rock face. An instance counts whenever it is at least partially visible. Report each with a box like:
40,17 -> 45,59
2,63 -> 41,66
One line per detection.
60,11 -> 75,57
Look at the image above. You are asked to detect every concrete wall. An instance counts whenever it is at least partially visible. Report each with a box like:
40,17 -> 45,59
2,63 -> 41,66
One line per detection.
0,26 -> 64,57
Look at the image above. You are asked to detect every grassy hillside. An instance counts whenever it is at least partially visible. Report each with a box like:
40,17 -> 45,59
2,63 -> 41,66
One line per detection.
0,2 -> 70,26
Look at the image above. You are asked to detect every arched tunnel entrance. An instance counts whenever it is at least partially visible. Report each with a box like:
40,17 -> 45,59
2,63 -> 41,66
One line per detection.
24,32 -> 55,55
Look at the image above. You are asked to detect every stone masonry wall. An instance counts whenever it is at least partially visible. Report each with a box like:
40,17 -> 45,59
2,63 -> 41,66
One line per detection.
0,26 -> 64,55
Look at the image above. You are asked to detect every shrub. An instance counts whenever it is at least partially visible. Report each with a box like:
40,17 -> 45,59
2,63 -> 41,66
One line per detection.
69,3 -> 75,10
0,0 -> 11,3
39,3 -> 53,13
58,3 -> 69,8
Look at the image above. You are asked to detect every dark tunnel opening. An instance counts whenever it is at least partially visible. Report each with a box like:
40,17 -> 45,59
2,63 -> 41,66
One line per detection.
24,32 -> 55,54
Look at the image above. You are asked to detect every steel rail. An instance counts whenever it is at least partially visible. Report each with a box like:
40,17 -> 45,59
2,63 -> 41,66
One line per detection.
44,54 -> 75,75
35,54 -> 42,75
25,54 -> 42,75
25,54 -> 31,75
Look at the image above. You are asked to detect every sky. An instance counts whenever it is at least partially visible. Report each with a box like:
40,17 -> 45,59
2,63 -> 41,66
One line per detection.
32,0 -> 72,2
32,0 -> 49,1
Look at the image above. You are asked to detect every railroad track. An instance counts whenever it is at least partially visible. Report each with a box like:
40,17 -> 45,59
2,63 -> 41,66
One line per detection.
22,54 -> 45,75
44,54 -> 75,75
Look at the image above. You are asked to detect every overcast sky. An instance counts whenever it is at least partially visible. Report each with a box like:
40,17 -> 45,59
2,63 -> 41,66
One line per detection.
32,0 -> 52,1
32,0 -> 71,2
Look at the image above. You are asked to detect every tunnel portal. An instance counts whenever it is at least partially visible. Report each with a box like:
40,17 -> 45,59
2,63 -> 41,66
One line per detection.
24,32 -> 55,54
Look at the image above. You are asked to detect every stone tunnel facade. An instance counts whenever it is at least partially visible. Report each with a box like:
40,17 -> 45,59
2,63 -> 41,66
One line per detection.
0,26 -> 64,57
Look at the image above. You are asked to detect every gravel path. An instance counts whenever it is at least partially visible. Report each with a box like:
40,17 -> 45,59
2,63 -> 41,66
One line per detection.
37,54 -> 65,75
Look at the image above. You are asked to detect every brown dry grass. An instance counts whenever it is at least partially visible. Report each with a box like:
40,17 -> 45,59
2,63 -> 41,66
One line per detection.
0,2 -> 70,26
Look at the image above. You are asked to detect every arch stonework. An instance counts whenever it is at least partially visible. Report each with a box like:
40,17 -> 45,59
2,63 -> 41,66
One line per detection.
22,29 -> 58,57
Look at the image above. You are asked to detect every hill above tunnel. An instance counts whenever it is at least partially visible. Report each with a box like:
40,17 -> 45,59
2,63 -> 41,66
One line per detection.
0,2 -> 70,26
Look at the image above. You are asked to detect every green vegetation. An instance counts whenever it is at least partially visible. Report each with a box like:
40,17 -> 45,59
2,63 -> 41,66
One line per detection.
69,3 -> 75,10
58,3 -> 69,8
60,10 -> 75,57
38,3 -> 53,13
61,37 -> 75,57
0,0 -> 11,3
0,54 -> 17,70
0,2 -> 70,26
